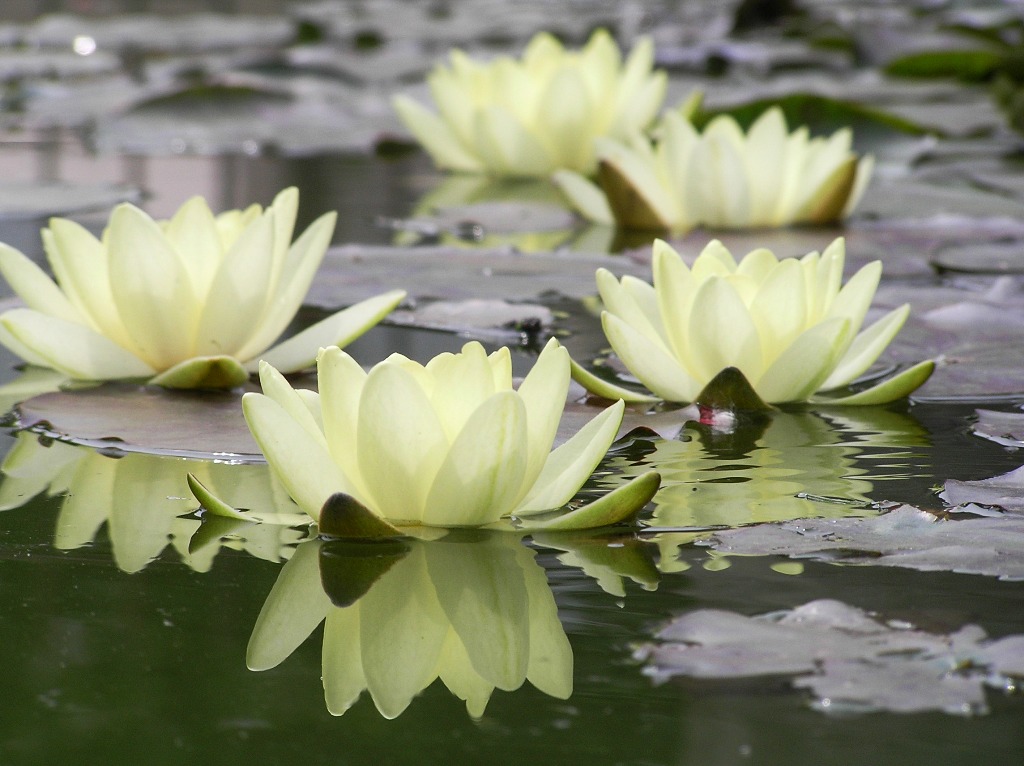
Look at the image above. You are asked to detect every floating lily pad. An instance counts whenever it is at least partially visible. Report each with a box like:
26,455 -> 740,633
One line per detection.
971,407 -> 1024,448
309,244 -> 650,306
388,299 -> 553,340
706,504 -> 1024,581
636,598 -> 1024,715
0,182 -> 141,220
941,465 -> 1024,513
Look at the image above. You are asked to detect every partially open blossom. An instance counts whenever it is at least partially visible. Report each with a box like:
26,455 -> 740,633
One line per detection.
572,238 -> 933,405
555,107 -> 874,232
0,188 -> 405,388
240,338 -> 658,530
393,29 -> 666,178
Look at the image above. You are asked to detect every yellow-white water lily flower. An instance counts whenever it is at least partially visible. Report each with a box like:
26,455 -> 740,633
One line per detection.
0,188 -> 406,389
554,107 -> 874,232
238,338 -> 658,530
571,238 -> 934,406
247,535 -> 572,719
393,29 -> 666,178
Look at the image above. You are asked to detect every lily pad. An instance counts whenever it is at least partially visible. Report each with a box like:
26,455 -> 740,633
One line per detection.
940,465 -> 1024,513
971,407 -> 1024,448
706,504 -> 1024,581
636,598 -> 1024,715
0,182 -> 141,220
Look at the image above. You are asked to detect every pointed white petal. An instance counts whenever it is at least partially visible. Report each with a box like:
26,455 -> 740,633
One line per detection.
0,243 -> 81,323
516,399 -> 623,514
0,308 -> 154,379
553,170 -> 614,225
820,304 -> 910,390
251,289 -> 405,374
754,317 -> 851,403
515,339 -> 570,490
393,95 -> 483,173
602,313 -> 700,402
163,196 -> 223,295
423,392 -> 528,526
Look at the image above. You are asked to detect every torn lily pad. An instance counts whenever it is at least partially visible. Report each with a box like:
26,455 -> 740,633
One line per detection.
0,187 -> 405,389
707,504 -> 1024,581
636,598 -> 1024,715
247,534 -> 572,719
941,465 -> 1024,514
970,408 -> 1024,449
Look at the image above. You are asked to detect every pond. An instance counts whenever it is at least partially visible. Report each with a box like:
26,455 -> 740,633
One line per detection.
0,1 -> 1023,764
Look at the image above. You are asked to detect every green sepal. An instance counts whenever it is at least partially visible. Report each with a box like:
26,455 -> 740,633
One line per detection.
693,367 -> 774,413
318,492 -> 404,539
811,360 -> 935,406
569,356 -> 660,403
187,473 -> 260,522
151,356 -> 250,389
518,470 -> 661,532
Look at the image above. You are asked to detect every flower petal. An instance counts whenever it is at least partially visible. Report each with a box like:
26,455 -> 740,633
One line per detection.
423,391 -> 528,526
820,304 -> 911,390
163,195 -> 223,295
393,95 -> 483,173
516,399 -> 623,514
242,392 -> 352,519
552,170 -> 614,225
356,363 -> 448,523
602,312 -> 700,402
754,317 -> 851,403
474,105 -> 553,177
251,289 -> 406,374
0,243 -> 81,323
537,66 -> 594,171
318,346 -> 368,485
686,277 -> 765,384
257,360 -> 327,448
193,208 -> 276,357
235,211 -> 337,362
515,338 -> 570,490
0,308 -> 154,379
106,203 -> 199,369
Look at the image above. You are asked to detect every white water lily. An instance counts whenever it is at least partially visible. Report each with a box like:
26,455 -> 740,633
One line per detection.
241,338 -> 658,530
572,238 -> 934,405
393,29 -> 666,178
555,107 -> 874,232
0,188 -> 405,388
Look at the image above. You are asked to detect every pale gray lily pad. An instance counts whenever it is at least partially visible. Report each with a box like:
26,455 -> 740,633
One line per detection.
25,13 -> 295,53
705,505 -> 1024,581
0,182 -> 141,220
971,408 -> 1024,448
308,244 -> 650,306
940,465 -> 1024,513
0,49 -> 121,81
388,299 -> 553,340
636,598 -> 1023,715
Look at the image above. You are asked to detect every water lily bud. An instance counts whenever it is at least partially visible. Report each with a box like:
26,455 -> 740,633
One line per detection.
393,29 -> 667,178
0,188 -> 405,388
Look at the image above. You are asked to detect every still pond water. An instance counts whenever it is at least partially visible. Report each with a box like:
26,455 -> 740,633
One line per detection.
1,2 -> 1024,764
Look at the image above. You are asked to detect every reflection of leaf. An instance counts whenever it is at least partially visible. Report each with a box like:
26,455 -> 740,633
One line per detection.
636,598 -> 1024,715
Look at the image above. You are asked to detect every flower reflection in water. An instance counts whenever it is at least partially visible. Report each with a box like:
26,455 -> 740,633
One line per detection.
607,407 -> 931,531
247,532 -> 573,719
0,433 -> 308,573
